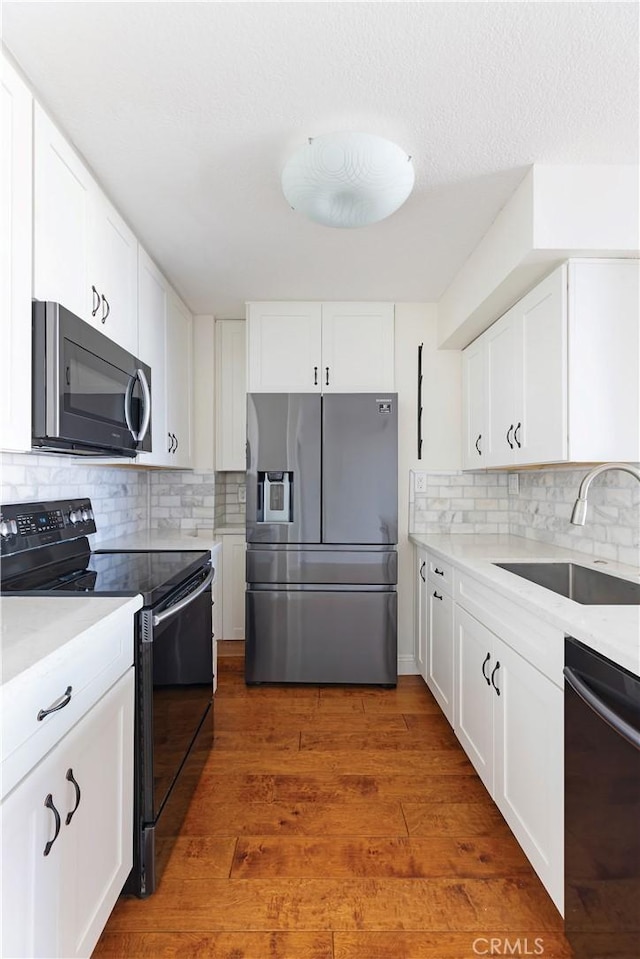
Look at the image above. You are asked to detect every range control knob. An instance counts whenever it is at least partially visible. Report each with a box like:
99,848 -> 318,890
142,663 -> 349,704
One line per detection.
68,509 -> 82,525
0,520 -> 10,538
81,509 -> 90,522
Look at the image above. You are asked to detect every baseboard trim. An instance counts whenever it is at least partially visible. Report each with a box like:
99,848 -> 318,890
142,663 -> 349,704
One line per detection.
398,654 -> 419,675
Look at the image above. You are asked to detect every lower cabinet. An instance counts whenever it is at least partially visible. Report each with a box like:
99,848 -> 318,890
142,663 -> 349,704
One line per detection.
1,670 -> 134,959
454,604 -> 563,913
414,547 -> 428,680
426,575 -> 454,726
218,533 -> 246,640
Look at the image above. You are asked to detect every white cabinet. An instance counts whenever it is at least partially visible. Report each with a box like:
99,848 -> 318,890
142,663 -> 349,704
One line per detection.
414,547 -> 428,680
1,670 -> 134,959
218,533 -> 246,640
426,569 -> 454,727
137,247 -> 168,466
216,320 -> 246,471
320,302 -> 395,392
461,260 -> 639,469
165,291 -> 193,467
33,104 -> 138,354
454,603 -> 563,913
246,301 -> 395,393
88,191 -> 138,355
1,53 -> 32,453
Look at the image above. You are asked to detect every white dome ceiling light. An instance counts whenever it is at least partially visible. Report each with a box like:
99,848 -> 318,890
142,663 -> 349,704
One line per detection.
281,132 -> 415,229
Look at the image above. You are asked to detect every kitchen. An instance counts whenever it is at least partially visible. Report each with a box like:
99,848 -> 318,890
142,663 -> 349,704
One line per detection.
1,3 -> 639,958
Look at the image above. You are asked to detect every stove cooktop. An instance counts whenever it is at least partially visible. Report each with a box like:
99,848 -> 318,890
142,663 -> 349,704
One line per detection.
2,549 -> 211,606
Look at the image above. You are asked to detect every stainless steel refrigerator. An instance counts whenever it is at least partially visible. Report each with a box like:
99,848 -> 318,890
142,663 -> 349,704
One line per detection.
245,393 -> 398,685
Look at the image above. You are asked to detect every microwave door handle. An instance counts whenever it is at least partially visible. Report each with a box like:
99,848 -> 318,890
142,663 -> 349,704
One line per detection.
152,567 -> 214,627
136,368 -> 151,443
124,369 -> 152,443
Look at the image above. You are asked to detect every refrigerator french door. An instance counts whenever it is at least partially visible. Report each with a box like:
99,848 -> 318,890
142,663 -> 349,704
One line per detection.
246,393 -> 398,685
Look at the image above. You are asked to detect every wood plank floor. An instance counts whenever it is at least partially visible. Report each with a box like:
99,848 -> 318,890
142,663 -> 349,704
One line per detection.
93,658 -> 572,958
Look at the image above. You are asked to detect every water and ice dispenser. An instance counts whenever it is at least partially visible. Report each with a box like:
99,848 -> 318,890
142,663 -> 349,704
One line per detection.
257,471 -> 293,523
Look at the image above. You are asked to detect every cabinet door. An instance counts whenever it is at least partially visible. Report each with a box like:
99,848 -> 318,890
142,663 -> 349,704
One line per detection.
166,291 -> 193,467
515,267 -> 567,466
321,302 -> 395,392
485,311 -> 518,467
61,670 -> 134,958
1,737 -> 65,958
492,637 -> 564,914
215,320 -> 247,470
137,248 -> 168,466
221,535 -> 246,640
33,104 -> 92,321
1,54 -> 32,453
426,581 -> 454,726
453,606 -> 493,792
246,302 -> 321,392
88,192 -> 138,354
414,548 -> 428,680
461,337 -> 486,469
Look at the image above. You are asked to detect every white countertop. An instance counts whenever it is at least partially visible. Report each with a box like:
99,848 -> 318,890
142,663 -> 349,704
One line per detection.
0,595 -> 143,688
410,533 -> 640,677
97,528 -> 223,555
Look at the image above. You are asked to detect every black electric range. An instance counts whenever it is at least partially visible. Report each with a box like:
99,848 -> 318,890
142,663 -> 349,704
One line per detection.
0,497 -> 215,898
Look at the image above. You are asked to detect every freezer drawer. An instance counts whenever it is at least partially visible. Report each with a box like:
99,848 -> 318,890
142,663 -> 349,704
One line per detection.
245,588 -> 397,685
246,547 -> 397,585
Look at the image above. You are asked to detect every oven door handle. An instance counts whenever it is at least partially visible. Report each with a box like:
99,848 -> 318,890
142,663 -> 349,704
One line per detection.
564,666 -> 640,752
152,567 -> 214,627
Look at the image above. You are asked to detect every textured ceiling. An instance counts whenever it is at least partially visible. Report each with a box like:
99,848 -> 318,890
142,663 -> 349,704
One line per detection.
3,2 -> 638,317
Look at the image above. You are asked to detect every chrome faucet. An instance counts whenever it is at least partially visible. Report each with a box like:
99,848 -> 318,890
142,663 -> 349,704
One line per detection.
570,463 -> 640,525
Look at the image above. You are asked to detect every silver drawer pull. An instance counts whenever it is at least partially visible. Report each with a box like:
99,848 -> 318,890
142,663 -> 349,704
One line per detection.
37,686 -> 72,722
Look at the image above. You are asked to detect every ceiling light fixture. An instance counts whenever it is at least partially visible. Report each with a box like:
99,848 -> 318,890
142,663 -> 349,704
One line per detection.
281,132 -> 415,229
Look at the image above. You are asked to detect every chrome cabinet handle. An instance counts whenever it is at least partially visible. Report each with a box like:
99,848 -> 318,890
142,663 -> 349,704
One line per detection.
91,285 -> 101,317
65,769 -> 81,825
475,434 -> 482,455
514,422 -> 521,448
101,294 -> 110,323
506,425 -> 514,449
314,366 -> 318,386
491,661 -> 501,696
43,795 -> 61,856
325,367 -> 330,386
481,652 -> 491,685
433,590 -> 443,601
37,686 -> 72,722
419,561 -> 426,582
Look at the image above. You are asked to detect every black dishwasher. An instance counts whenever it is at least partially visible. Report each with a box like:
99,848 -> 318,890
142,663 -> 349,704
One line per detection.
564,638 -> 640,959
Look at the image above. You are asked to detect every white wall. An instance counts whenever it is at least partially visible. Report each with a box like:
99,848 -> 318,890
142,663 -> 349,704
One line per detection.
394,303 -> 461,672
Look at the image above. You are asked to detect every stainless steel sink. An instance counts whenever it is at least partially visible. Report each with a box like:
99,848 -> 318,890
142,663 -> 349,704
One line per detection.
493,562 -> 640,605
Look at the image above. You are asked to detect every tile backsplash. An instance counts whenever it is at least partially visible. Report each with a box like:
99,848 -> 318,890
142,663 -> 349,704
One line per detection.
149,469 -> 216,533
411,466 -> 640,567
215,471 -> 246,527
0,452 -> 149,546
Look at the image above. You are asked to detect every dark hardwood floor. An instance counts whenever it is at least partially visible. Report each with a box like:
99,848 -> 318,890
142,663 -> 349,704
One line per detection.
93,656 -> 572,958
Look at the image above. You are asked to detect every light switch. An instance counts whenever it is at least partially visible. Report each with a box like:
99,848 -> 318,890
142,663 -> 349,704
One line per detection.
238,485 -> 246,503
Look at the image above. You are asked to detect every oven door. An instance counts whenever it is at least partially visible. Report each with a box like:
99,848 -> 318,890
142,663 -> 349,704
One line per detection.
139,566 -> 213,825
32,301 -> 151,455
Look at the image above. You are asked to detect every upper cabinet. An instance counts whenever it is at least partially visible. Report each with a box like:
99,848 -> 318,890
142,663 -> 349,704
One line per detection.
216,320 -> 246,471
137,247 -> 168,466
33,105 -> 138,354
165,291 -> 193,467
462,260 -> 639,469
1,54 -> 33,453
247,301 -> 395,393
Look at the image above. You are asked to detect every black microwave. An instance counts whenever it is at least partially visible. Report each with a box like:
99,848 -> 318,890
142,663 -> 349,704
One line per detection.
32,301 -> 152,457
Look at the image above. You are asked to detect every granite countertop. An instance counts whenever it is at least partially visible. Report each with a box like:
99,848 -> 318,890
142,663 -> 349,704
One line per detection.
410,533 -> 640,677
96,528 -> 223,553
0,595 -> 143,689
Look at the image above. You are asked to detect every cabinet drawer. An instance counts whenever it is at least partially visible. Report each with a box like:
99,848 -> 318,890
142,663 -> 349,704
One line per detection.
1,605 -> 135,800
427,555 -> 453,594
455,571 -> 563,688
